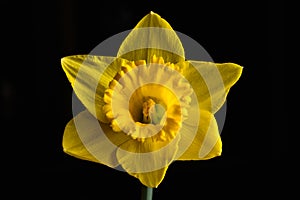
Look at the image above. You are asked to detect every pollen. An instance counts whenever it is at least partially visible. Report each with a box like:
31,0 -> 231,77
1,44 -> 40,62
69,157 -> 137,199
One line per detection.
142,98 -> 156,124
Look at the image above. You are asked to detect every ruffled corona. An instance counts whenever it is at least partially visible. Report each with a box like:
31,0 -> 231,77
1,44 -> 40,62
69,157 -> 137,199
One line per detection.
103,55 -> 191,143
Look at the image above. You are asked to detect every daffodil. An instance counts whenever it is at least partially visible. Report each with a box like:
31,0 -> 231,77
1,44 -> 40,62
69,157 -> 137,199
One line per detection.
61,11 -> 242,189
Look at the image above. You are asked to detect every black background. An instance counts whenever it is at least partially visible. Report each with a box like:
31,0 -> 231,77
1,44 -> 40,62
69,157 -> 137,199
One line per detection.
2,0 -> 286,199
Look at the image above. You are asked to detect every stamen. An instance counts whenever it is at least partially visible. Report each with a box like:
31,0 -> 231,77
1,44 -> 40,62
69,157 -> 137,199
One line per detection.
142,98 -> 156,123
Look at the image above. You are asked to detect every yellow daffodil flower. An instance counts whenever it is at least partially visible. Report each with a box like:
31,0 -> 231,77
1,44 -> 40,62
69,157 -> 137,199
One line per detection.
61,11 -> 243,188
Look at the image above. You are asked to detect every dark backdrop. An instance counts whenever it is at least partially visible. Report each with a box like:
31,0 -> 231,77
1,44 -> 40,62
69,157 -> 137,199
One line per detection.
2,0 -> 286,199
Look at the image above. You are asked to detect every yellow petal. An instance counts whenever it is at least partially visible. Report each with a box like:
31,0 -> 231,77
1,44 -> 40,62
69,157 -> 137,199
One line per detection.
178,110 -> 222,160
116,133 -> 180,174
62,110 -> 131,168
179,61 -> 243,114
117,11 -> 185,63
61,55 -> 132,123
128,166 -> 168,188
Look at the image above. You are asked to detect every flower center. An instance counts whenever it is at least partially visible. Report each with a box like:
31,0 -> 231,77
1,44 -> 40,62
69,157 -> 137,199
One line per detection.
142,98 -> 156,124
102,55 -> 192,142
143,99 -> 166,124
129,93 -> 166,125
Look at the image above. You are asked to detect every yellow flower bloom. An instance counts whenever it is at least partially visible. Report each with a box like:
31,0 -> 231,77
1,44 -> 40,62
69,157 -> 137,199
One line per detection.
61,11 -> 243,188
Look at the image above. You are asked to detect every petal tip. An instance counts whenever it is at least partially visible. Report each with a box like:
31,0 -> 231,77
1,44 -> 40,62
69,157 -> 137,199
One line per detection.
60,57 -> 67,66
149,11 -> 160,18
60,56 -> 73,69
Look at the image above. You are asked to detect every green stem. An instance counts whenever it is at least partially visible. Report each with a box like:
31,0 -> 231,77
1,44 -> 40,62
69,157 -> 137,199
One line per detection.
141,185 -> 153,200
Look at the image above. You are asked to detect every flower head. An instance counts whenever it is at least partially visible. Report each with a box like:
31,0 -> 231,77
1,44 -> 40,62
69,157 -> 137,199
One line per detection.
61,12 -> 242,188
